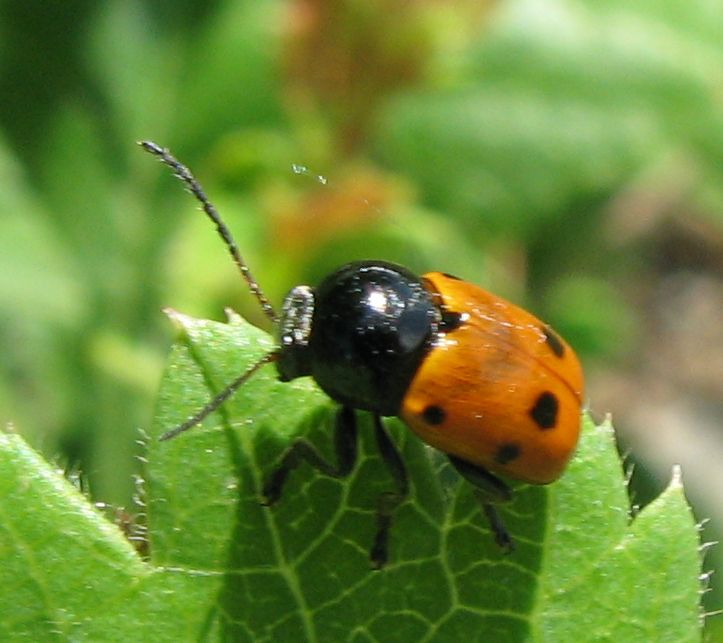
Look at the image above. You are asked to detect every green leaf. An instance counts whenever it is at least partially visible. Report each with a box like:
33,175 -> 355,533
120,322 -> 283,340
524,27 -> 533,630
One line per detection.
0,429 -> 225,641
1,314 -> 703,641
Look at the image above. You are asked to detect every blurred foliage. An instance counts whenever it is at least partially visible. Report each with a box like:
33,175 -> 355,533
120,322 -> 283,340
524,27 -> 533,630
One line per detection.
0,0 -> 722,634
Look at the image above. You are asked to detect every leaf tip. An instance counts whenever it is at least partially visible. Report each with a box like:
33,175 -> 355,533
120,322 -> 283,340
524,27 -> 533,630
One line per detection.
670,463 -> 684,490
224,307 -> 243,324
163,307 -> 193,329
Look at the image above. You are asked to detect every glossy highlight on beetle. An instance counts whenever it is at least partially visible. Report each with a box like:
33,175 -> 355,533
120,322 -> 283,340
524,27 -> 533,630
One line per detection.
141,140 -> 584,568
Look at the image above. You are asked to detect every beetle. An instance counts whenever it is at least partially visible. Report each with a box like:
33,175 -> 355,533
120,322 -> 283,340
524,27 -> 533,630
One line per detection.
142,141 -> 584,568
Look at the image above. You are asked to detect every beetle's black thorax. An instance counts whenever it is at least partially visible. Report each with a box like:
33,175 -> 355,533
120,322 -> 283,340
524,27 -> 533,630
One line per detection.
276,261 -> 439,416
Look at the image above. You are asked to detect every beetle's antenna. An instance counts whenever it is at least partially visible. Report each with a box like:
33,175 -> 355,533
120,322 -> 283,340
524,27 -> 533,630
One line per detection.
139,140 -> 279,323
159,351 -> 279,441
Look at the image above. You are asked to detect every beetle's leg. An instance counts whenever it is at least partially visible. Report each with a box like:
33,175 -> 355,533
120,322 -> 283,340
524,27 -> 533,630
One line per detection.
370,415 -> 410,569
448,455 -> 514,552
261,405 -> 357,505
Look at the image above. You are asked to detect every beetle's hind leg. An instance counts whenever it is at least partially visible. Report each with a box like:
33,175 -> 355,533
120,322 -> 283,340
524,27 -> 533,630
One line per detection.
448,455 -> 515,552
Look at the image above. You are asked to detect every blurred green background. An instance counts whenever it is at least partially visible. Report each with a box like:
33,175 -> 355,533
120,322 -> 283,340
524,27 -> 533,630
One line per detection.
1,0 -> 721,635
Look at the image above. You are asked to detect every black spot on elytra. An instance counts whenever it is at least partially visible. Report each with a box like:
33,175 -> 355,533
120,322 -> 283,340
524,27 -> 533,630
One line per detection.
442,272 -> 461,281
441,310 -> 464,332
530,391 -> 558,429
422,404 -> 446,425
495,443 -> 521,465
542,325 -> 565,358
